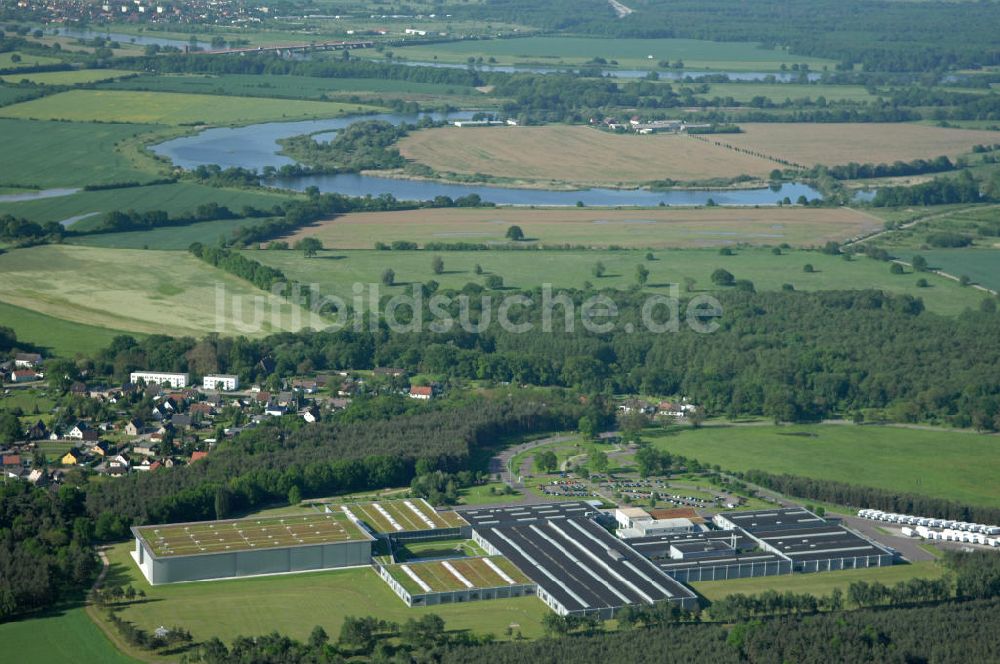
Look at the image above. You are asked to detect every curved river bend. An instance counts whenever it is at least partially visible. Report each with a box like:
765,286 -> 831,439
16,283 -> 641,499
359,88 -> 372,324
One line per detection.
152,112 -> 822,206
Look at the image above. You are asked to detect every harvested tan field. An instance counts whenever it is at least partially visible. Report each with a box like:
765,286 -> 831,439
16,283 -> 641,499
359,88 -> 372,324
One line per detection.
396,125 -> 776,186
715,123 -> 1000,166
282,206 -> 881,249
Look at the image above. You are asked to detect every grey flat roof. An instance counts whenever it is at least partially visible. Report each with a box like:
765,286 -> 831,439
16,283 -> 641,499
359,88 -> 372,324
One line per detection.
462,501 -> 595,526
753,525 -> 891,561
475,515 -> 694,612
718,508 -> 827,532
628,529 -> 790,570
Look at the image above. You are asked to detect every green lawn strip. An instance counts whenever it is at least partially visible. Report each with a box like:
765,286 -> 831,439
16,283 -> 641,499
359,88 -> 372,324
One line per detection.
0,605 -> 139,664
103,542 -> 549,642
97,72 -> 479,99
693,560 -> 946,604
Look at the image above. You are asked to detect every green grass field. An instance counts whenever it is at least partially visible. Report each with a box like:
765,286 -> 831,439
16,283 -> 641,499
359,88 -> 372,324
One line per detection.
648,423 -> 1000,507
0,51 -> 62,69
0,69 -> 136,85
98,73 -> 480,100
0,90 -> 378,125
699,82 -> 875,103
0,245 -> 311,337
0,119 -> 156,188
0,606 -> 138,664
903,249 -> 1000,292
67,217 -> 281,250
693,560 -> 946,603
249,246 -> 989,315
389,36 -> 834,71
101,542 -> 549,645
0,300 -> 131,356
0,84 -> 42,106
0,182 -> 292,226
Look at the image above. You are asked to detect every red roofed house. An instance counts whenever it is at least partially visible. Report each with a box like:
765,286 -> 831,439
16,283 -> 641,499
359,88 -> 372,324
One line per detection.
190,451 -> 209,462
409,385 -> 434,400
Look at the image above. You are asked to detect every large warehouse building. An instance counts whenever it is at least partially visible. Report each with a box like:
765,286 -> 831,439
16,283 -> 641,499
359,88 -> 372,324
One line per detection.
131,511 -> 374,585
465,502 -> 699,617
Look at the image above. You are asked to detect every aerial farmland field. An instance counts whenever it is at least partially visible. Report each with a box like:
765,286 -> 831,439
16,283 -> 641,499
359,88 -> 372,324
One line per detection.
0,119 -> 156,188
397,125 -> 777,186
280,206 -> 882,249
0,90 -> 378,125
0,69 -> 136,85
389,36 -> 834,71
648,424 -> 1000,507
714,123 -> 1000,166
0,245 -> 311,337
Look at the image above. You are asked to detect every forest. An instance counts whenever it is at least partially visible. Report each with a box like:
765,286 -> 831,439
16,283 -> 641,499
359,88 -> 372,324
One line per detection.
34,288 -> 1000,431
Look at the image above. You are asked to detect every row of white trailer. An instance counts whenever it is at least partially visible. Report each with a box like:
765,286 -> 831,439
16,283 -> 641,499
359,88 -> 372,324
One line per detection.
901,525 -> 1000,547
857,509 -> 1000,536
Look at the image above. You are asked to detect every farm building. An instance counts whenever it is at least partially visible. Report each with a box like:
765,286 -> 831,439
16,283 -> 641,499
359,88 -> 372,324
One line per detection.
202,374 -> 239,391
131,512 -> 374,585
130,371 -> 189,388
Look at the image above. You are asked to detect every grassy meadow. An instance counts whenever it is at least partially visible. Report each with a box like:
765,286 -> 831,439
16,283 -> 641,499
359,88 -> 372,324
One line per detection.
67,217 -> 281,250
0,245 -> 311,337
0,119 -> 156,188
0,606 -> 138,664
397,125 -> 776,185
0,300 -> 132,356
98,73 -> 481,100
648,424 -> 1000,507
902,249 -> 1000,291
282,206 -> 881,249
0,90 -> 378,125
249,246 -> 989,315
390,36 -> 834,71
0,51 -> 61,69
98,541 -> 549,649
0,182 -> 292,225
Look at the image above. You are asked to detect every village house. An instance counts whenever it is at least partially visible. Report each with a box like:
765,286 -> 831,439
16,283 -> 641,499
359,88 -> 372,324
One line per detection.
14,352 -> 42,368
67,422 -> 99,442
408,385 -> 434,400
61,449 -> 82,466
301,406 -> 321,423
124,419 -> 143,437
27,420 -> 47,440
10,369 -> 41,383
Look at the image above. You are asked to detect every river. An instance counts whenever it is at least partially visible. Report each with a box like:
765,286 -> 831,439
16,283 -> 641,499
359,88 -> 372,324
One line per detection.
152,112 -> 823,206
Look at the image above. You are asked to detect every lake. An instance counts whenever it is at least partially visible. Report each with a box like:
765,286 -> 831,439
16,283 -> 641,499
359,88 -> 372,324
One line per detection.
152,112 -> 824,206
